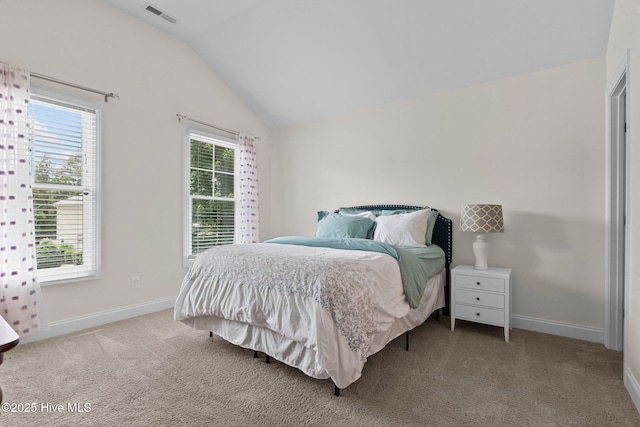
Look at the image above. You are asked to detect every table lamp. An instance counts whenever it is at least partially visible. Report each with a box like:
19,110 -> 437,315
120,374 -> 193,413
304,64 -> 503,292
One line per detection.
460,204 -> 504,270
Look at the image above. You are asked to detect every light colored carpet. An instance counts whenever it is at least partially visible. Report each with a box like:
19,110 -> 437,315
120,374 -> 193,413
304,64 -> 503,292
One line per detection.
0,309 -> 638,426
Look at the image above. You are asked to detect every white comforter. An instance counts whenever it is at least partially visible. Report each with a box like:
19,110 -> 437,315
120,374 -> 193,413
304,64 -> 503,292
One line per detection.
175,243 -> 425,388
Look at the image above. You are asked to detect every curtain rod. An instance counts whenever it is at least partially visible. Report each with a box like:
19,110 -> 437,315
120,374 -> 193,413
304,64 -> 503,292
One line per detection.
31,72 -> 120,103
176,114 -> 261,140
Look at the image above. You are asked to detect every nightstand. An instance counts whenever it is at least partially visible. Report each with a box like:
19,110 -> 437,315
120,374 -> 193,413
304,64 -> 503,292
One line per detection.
450,265 -> 512,342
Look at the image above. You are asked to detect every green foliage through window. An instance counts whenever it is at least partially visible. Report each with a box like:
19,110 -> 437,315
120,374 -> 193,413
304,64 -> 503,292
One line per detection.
29,95 -> 98,280
189,135 -> 236,255
36,239 -> 83,269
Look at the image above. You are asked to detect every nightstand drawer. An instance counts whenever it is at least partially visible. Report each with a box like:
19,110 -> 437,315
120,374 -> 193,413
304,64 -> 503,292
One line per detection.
456,274 -> 505,293
454,289 -> 504,309
454,304 -> 505,326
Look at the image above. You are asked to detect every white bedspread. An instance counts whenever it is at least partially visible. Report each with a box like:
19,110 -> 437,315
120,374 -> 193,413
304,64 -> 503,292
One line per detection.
175,243 -> 442,389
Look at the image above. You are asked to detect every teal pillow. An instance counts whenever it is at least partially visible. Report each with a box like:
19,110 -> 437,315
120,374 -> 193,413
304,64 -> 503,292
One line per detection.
317,210 -> 331,222
425,209 -> 439,246
316,212 -> 375,239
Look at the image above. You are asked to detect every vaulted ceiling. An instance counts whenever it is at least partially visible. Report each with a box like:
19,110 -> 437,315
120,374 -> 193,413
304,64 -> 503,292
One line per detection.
100,0 -> 615,129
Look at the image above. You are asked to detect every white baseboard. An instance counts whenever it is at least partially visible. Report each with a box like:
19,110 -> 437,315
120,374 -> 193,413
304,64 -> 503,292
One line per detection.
625,368 -> 640,414
511,314 -> 604,344
20,297 -> 176,344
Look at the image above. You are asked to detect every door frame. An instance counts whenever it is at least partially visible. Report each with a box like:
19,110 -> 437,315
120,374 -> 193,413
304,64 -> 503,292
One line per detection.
604,51 -> 629,356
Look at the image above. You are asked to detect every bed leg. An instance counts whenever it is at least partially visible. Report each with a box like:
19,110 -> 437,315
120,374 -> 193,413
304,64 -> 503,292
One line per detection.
253,351 -> 258,358
436,309 -> 440,321
405,331 -> 409,351
334,385 -> 340,397
265,355 -> 271,364
209,331 -> 213,338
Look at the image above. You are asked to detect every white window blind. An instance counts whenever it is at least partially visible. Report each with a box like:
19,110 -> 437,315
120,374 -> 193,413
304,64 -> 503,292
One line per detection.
185,131 -> 237,263
30,95 -> 100,284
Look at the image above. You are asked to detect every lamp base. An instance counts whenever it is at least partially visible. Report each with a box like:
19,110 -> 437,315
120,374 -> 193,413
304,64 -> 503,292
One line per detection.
472,234 -> 489,270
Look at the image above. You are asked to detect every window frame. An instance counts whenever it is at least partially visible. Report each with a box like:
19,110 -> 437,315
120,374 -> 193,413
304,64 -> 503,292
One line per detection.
30,88 -> 102,285
183,126 -> 238,267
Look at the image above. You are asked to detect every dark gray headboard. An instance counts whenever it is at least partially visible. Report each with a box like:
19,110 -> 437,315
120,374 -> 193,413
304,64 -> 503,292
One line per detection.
335,204 -> 452,265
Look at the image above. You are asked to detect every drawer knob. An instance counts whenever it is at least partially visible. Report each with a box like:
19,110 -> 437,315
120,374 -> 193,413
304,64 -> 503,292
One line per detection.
476,313 -> 480,316
476,282 -> 481,285
476,297 -> 480,301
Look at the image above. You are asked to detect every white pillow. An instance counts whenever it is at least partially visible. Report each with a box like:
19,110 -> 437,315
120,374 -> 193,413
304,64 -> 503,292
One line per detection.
373,209 -> 430,247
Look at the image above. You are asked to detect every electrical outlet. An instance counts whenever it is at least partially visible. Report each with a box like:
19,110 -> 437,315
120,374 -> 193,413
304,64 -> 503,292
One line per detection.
130,276 -> 141,290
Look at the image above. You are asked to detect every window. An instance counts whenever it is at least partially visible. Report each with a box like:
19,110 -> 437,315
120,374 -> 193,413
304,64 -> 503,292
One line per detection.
184,131 -> 237,264
30,94 -> 100,284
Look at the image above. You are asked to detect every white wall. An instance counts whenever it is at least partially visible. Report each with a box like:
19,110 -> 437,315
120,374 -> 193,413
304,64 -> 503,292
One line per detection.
0,0 -> 272,325
606,0 -> 640,410
274,58 -> 606,334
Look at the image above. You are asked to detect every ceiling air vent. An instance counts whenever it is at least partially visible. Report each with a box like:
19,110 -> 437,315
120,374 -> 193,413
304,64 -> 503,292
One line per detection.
143,3 -> 178,24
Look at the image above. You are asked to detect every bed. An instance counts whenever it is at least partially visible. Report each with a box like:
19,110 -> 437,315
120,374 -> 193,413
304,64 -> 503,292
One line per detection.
174,204 -> 452,395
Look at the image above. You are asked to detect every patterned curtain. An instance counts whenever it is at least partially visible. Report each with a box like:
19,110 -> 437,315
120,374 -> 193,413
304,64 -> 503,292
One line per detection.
234,134 -> 259,244
0,63 -> 40,336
